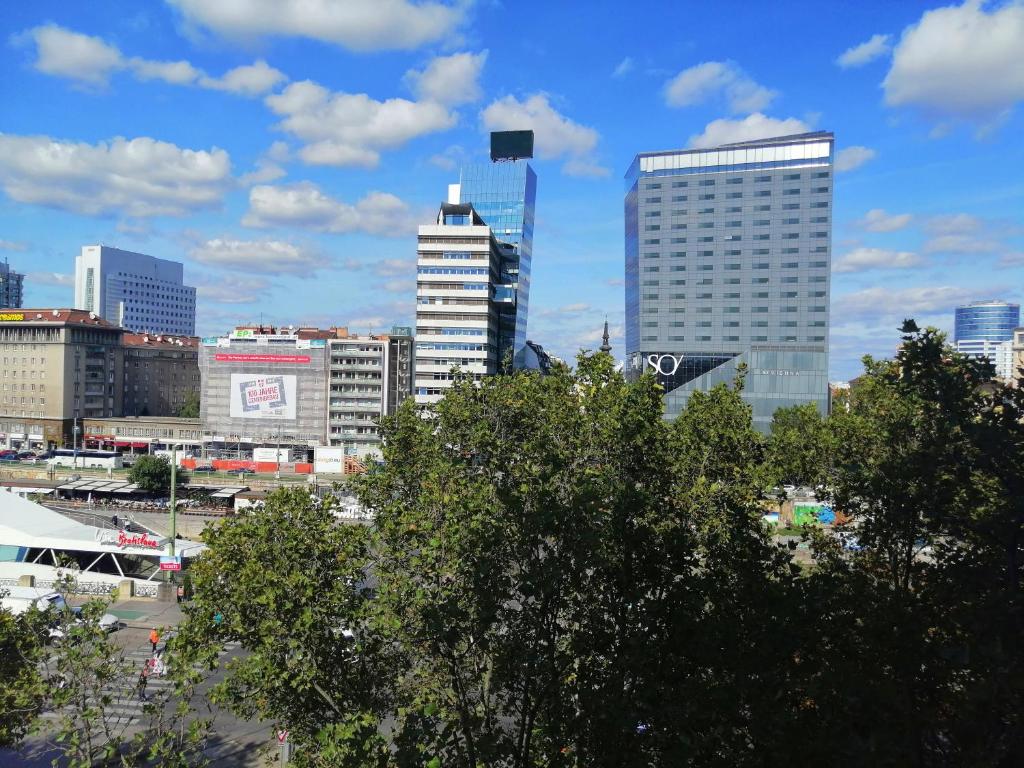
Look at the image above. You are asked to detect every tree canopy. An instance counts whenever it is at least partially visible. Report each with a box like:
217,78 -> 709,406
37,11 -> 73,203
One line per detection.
6,324 -> 1023,767
128,455 -> 173,493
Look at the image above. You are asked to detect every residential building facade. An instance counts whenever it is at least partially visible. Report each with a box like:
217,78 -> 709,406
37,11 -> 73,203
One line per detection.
122,333 -> 201,417
0,309 -> 122,450
415,204 -> 507,405
75,245 -> 196,336
328,327 -> 414,457
624,132 -> 833,431
0,259 -> 25,308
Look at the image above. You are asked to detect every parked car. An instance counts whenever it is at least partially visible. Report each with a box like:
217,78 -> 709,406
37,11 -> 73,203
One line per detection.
0,455 -> 20,463
191,465 -> 216,473
49,606 -> 120,640
16,451 -> 36,459
225,468 -> 249,475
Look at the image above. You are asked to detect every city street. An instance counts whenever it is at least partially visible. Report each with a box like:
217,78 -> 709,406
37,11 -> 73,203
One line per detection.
1,597 -> 277,767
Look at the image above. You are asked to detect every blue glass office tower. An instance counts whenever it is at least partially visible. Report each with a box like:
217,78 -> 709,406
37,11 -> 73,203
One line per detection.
954,301 -> 1019,343
457,159 -> 537,365
624,132 -> 834,432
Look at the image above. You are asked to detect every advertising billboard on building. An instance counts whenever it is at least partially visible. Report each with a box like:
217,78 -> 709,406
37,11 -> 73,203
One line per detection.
314,446 -> 345,474
229,374 -> 297,420
253,447 -> 290,463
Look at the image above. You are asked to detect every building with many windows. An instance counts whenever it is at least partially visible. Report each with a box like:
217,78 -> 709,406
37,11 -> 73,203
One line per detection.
415,204 -> 509,405
75,245 -> 196,336
0,259 -> 25,308
954,301 -> 1020,374
121,333 -> 200,417
199,325 -> 413,459
624,132 -> 833,431
454,144 -> 537,360
328,327 -> 413,457
0,309 -> 122,450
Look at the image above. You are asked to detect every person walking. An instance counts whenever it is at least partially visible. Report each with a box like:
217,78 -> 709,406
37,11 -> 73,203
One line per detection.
149,627 -> 160,654
137,664 -> 149,701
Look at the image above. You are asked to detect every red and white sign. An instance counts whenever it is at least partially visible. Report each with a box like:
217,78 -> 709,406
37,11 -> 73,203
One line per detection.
159,556 -> 182,571
95,529 -> 163,549
276,730 -> 289,744
214,353 -> 310,364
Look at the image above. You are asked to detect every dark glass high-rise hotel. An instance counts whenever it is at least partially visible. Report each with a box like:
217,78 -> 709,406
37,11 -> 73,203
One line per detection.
624,132 -> 833,431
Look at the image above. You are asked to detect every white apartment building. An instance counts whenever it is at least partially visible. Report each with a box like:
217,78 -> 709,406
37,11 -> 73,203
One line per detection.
75,245 -> 196,335
415,204 -> 507,405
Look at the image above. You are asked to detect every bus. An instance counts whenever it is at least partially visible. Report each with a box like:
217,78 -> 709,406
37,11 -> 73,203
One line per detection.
47,449 -> 123,470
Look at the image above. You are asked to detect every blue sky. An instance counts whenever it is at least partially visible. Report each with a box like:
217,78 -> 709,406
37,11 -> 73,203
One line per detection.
1,0 -> 1022,380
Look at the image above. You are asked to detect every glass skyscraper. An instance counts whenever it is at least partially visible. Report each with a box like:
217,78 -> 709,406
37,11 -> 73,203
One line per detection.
954,301 -> 1019,343
624,132 -> 834,431
457,159 -> 537,362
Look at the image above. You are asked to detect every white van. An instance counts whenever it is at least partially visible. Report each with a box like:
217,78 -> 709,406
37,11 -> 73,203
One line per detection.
1,586 -> 66,616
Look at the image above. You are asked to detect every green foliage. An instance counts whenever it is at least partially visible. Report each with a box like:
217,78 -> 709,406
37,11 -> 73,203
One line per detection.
0,597 -> 45,747
162,327 -> 1024,766
128,455 -> 173,493
177,391 -> 201,419
765,401 -> 831,489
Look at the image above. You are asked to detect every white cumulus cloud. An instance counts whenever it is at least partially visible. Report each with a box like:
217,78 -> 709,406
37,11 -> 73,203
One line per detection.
836,33 -> 892,68
190,238 -> 327,275
858,208 -> 912,232
0,133 -> 231,218
243,182 -> 419,236
129,57 -> 202,85
835,145 -> 877,172
22,23 -> 288,98
23,24 -> 123,85
664,61 -> 776,113
166,0 -> 467,52
687,113 -> 810,149
833,247 -> 924,273
200,60 -> 287,96
404,51 -> 487,106
835,284 -> 997,321
0,240 -> 28,251
481,93 -> 607,177
266,80 -> 457,168
883,0 -> 1024,121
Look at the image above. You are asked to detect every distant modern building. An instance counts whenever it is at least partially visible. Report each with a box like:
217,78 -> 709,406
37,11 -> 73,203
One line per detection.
0,309 -> 123,450
415,203 -> 513,405
453,133 -> 537,362
75,245 -> 196,336
624,132 -> 834,431
954,300 -> 1020,344
122,333 -> 200,417
954,301 -> 1020,375
1011,327 -> 1024,384
0,259 -> 25,308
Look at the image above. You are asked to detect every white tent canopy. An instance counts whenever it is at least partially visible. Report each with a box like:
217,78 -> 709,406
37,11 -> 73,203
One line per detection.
0,492 -> 204,559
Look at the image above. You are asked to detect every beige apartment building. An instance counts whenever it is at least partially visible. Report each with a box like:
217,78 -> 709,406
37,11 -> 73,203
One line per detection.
0,309 -> 123,450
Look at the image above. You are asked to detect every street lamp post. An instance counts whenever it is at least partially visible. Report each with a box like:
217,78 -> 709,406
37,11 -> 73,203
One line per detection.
168,443 -> 179,559
72,417 -> 81,471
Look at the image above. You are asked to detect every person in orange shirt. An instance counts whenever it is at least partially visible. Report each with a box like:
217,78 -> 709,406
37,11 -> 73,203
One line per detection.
149,627 -> 160,653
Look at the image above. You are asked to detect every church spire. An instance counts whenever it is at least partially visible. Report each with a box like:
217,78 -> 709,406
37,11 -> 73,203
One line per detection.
600,317 -> 612,353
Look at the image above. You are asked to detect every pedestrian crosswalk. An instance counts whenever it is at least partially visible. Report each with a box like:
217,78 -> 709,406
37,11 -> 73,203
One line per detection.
39,635 -> 243,729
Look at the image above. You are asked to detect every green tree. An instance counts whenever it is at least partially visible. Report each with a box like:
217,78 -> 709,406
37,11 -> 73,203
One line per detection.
128,455 -> 172,493
765,401 -> 831,490
803,321 -> 1024,765
0,597 -> 45,748
177,391 -> 200,419
174,487 -> 387,761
